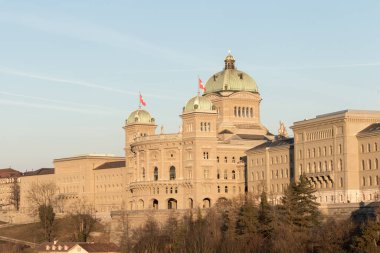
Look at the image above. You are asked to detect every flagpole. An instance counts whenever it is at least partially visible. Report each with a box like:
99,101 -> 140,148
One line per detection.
139,91 -> 141,109
197,76 -> 200,96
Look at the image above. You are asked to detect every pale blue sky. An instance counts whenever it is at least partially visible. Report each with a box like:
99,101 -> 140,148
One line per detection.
1,1 -> 379,170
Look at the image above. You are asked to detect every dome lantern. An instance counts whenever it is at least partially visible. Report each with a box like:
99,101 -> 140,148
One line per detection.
224,50 -> 235,70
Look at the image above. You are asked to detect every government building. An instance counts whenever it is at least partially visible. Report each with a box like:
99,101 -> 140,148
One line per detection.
10,52 -> 380,221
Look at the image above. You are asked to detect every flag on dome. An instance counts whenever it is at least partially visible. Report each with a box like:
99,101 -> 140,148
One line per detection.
198,78 -> 206,92
139,93 -> 146,106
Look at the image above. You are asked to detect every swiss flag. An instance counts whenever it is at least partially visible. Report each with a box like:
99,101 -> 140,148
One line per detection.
199,78 -> 206,92
139,93 -> 146,106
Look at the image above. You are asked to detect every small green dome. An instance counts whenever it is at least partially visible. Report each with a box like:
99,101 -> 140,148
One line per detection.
204,52 -> 258,94
183,95 -> 215,113
126,109 -> 155,124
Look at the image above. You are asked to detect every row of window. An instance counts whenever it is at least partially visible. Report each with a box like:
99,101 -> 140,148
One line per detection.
200,122 -> 211,132
305,129 -> 333,141
299,159 -> 344,174
217,185 -> 241,194
362,176 -> 380,187
270,183 -> 289,193
150,186 -> 178,194
216,170 -> 238,180
217,156 -> 237,163
234,106 -> 254,118
141,166 -> 176,181
298,144 -> 343,159
361,159 -> 379,170
360,143 -> 379,153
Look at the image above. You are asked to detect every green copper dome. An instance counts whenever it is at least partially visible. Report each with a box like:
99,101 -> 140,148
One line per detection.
183,95 -> 215,113
126,109 -> 155,124
204,52 -> 258,94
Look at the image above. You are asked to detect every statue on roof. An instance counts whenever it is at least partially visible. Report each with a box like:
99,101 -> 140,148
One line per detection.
278,121 -> 288,139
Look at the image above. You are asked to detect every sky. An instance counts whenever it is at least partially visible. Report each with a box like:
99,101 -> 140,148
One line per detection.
1,1 -> 380,170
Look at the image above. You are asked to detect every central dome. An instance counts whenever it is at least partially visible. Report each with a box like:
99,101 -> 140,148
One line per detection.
204,52 -> 259,94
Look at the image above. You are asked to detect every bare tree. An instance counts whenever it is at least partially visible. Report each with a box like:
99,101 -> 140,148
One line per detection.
68,199 -> 97,242
27,181 -> 58,213
9,178 -> 20,211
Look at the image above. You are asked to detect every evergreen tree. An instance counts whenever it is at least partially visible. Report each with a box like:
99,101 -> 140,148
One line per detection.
258,191 -> 274,239
236,197 -> 259,235
281,175 -> 321,228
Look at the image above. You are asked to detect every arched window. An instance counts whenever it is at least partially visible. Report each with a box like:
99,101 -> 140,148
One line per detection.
339,159 -> 343,171
376,159 -> 379,170
369,176 -> 373,186
189,198 -> 193,209
238,107 -> 241,117
217,185 -> 220,193
362,160 -> 365,170
232,170 -> 236,179
340,177 -> 343,187
153,199 -> 158,209
154,167 -> 158,181
369,159 -> 372,170
225,186 -> 228,193
330,160 -> 333,171
217,169 -> 220,179
375,143 -> 378,151
250,107 -> 253,117
368,143 -> 371,152
168,198 -> 177,209
242,107 -> 245,117
324,161 -> 328,171
363,177 -> 366,186
234,107 -> 237,117
203,198 -> 211,208
169,166 -> 176,180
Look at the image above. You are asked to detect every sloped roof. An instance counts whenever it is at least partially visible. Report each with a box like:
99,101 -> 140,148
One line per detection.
247,137 -> 294,152
0,168 -> 22,178
79,243 -> 121,252
23,168 -> 54,177
236,134 -> 270,141
357,123 -> 380,137
94,161 -> 126,170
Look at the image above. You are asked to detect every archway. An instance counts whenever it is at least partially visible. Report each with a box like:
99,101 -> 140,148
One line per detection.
168,198 -> 177,209
152,199 -> 158,210
202,198 -> 211,208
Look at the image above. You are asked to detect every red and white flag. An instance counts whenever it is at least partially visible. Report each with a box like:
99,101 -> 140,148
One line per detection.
139,93 -> 146,106
198,78 -> 206,92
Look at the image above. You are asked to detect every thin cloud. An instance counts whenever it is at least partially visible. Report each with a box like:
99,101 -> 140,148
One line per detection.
0,98 -> 113,115
0,90 -> 121,111
0,67 -> 181,100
